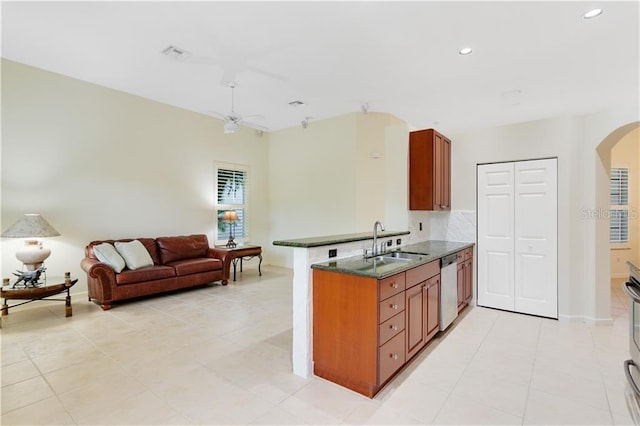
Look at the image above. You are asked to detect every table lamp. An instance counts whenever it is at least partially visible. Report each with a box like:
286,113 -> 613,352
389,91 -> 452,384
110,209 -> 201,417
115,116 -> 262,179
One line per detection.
1,214 -> 60,270
222,210 -> 239,248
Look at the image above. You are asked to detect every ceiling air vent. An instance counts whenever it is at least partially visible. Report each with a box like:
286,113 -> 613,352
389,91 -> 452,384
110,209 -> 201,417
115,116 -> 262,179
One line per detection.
161,45 -> 190,59
288,100 -> 306,108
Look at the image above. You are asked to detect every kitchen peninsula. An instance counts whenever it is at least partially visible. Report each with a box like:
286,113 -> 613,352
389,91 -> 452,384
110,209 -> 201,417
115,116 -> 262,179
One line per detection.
312,240 -> 474,397
273,230 -> 409,378
273,232 -> 474,389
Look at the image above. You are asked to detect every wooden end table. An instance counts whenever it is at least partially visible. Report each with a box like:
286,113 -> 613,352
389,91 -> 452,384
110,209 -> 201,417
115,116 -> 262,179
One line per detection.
214,245 -> 262,283
1,275 -> 78,321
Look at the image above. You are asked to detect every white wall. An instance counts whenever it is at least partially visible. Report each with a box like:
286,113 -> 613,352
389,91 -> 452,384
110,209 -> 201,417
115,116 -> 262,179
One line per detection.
610,127 -> 640,278
447,116 -> 579,318
443,110 -> 639,322
1,59 -> 270,294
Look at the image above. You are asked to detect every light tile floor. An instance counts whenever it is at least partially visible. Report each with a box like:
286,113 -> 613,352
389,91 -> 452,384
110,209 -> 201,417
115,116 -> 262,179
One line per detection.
0,267 -> 635,425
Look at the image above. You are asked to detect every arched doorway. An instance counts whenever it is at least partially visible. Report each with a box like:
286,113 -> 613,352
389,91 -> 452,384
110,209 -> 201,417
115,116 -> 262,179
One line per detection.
596,122 -> 640,321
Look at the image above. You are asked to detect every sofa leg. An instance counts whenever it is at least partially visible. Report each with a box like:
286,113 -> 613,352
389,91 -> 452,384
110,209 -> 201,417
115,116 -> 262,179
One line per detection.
221,280 -> 228,286
100,303 -> 112,311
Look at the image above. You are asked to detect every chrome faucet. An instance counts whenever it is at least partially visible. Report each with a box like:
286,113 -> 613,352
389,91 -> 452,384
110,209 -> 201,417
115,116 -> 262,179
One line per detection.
372,221 -> 385,257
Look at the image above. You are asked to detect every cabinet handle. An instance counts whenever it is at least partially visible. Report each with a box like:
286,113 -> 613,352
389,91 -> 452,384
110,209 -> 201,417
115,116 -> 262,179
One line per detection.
389,324 -> 398,331
389,353 -> 398,360
390,304 -> 398,309
390,282 -> 398,289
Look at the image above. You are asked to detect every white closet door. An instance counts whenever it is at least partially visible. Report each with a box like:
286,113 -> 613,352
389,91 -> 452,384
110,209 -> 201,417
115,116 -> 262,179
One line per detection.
477,162 -> 515,311
514,159 -> 558,318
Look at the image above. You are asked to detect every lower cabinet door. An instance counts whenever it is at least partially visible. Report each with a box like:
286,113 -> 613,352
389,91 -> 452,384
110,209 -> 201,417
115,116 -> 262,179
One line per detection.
379,330 -> 406,384
457,262 -> 465,309
426,276 -> 440,339
405,283 -> 425,359
464,258 -> 473,302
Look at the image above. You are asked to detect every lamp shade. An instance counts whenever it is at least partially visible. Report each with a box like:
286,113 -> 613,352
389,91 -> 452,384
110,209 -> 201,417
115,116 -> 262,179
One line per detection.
222,210 -> 239,222
1,214 -> 60,238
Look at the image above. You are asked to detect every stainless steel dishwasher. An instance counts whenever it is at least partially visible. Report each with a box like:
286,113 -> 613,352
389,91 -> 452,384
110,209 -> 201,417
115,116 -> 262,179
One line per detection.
439,254 -> 458,330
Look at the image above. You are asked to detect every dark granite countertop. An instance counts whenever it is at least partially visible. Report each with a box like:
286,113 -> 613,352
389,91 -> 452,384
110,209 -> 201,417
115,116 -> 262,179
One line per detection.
273,230 -> 410,248
311,240 -> 475,279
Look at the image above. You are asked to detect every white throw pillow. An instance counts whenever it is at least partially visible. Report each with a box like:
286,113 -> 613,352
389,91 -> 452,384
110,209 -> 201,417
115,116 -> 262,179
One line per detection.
93,243 -> 126,273
114,240 -> 154,270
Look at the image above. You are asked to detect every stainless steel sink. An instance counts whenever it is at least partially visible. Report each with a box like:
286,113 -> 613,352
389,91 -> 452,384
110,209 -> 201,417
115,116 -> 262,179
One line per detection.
384,251 -> 425,261
366,252 -> 424,264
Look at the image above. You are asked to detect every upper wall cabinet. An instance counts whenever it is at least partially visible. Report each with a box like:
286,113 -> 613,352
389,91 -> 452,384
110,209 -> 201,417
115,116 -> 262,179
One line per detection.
409,128 -> 451,211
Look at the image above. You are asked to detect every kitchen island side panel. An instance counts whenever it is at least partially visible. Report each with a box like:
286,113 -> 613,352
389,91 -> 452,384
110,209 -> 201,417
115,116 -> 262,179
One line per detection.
313,269 -> 379,394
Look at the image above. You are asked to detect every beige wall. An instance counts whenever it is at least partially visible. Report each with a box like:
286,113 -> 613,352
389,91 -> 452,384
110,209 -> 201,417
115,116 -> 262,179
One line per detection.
1,59 -> 270,294
267,112 -> 408,267
2,59 -> 638,322
610,127 -> 640,277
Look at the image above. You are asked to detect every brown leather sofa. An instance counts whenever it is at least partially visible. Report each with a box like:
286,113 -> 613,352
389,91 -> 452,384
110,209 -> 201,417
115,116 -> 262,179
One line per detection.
81,234 -> 229,310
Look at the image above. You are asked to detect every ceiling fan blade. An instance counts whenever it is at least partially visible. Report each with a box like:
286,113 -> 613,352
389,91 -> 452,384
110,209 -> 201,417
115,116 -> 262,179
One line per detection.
207,111 -> 230,121
240,121 -> 269,132
242,114 -> 265,121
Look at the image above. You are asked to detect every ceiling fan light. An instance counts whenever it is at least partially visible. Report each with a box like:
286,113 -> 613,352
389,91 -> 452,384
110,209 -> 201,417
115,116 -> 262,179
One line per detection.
224,121 -> 239,134
582,8 -> 603,19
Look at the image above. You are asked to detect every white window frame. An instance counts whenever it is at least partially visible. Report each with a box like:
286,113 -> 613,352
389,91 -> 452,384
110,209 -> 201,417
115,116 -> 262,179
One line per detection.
215,162 -> 249,245
610,167 -> 629,244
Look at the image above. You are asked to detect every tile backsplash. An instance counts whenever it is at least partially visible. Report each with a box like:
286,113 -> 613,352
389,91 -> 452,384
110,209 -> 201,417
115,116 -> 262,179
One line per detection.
429,210 -> 476,243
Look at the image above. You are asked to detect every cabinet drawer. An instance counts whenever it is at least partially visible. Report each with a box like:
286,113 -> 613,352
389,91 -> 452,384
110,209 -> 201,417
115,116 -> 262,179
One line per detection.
379,311 -> 405,346
378,330 -> 406,384
456,251 -> 465,263
464,247 -> 473,260
379,273 -> 406,301
406,260 -> 439,287
379,292 -> 405,323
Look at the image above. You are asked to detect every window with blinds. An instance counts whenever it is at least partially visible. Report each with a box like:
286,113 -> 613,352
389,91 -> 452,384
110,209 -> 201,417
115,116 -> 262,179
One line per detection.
610,167 -> 629,243
215,165 -> 248,243
610,209 -> 629,243
611,168 -> 629,205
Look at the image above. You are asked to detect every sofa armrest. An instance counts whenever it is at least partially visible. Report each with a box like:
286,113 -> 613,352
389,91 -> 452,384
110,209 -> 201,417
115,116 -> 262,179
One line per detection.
81,258 -> 117,308
209,248 -> 231,284
81,258 -> 115,280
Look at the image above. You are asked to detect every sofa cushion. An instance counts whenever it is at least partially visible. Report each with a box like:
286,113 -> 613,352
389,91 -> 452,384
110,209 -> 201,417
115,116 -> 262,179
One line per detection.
115,265 -> 176,285
92,243 -> 126,273
156,234 -> 209,264
115,240 -> 154,270
167,258 -> 222,276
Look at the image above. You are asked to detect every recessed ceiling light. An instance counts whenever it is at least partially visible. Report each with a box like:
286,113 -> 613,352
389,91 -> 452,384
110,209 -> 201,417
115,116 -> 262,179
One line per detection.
459,47 -> 473,55
582,8 -> 603,19
288,100 -> 306,108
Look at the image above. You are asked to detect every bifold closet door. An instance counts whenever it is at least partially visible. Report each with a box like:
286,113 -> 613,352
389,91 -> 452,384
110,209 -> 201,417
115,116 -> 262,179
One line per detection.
514,159 -> 557,318
477,159 -> 557,319
477,162 -> 515,311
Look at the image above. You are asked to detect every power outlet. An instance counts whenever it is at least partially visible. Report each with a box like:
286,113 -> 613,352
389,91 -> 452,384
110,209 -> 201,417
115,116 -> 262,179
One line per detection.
386,240 -> 392,247
328,249 -> 337,258
419,222 -> 423,231
396,238 -> 402,245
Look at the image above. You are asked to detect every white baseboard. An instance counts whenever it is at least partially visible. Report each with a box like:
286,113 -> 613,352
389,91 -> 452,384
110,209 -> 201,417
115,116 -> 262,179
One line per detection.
558,314 -> 614,325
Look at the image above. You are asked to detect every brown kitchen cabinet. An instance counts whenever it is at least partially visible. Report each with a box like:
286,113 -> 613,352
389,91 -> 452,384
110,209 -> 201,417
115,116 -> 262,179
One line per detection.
456,247 -> 474,312
405,262 -> 440,360
409,128 -> 451,211
313,259 -> 440,398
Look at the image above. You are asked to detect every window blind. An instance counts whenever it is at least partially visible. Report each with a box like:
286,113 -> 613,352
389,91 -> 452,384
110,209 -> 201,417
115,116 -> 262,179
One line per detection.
611,168 -> 629,205
216,166 -> 248,241
610,209 -> 629,243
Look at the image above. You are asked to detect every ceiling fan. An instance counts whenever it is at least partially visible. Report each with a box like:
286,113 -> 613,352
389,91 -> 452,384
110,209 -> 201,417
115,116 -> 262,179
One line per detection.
211,81 -> 266,134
